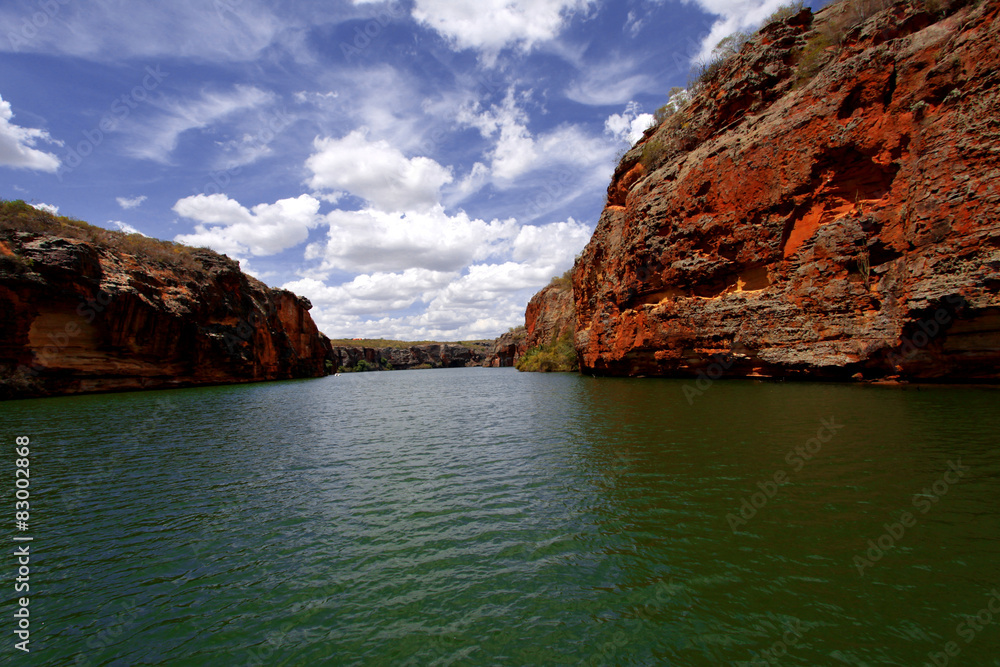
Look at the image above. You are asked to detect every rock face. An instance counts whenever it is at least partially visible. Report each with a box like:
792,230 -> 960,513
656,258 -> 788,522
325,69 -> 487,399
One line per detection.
332,343 -> 489,371
524,281 -> 575,351
488,329 -> 527,367
573,0 -> 1000,381
0,226 -> 332,399
486,280 -> 574,367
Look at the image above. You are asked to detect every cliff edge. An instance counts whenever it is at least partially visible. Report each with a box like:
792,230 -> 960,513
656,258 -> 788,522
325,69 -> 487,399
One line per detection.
0,201 -> 332,399
573,0 -> 1000,381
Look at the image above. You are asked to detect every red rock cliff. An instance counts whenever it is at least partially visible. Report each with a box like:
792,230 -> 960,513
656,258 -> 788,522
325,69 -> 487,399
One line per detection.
0,207 -> 332,399
574,0 -> 1000,381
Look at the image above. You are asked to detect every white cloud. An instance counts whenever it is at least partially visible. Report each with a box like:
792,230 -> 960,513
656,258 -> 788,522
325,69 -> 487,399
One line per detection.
30,202 -> 58,215
306,130 -> 454,213
605,102 -> 656,145
306,205 -> 517,273
625,10 -> 646,36
410,0 -> 593,58
110,221 -> 146,236
564,58 -> 656,106
684,0 -> 793,63
512,219 -> 591,266
459,90 -> 617,186
173,193 -> 321,257
0,95 -> 61,172
0,0 -> 288,63
285,269 -> 458,316
292,217 -> 591,339
116,195 -> 147,210
125,85 -> 275,163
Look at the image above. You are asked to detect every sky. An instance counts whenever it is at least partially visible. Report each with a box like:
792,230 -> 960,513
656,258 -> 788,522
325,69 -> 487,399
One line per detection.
0,0 -> 827,341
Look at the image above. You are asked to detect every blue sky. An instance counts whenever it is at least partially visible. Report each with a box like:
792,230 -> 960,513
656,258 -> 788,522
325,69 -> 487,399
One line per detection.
0,0 -> 826,340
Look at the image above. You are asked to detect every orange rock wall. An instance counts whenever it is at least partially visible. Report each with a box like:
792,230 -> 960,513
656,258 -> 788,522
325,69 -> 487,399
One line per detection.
573,0 -> 1000,380
0,232 -> 332,398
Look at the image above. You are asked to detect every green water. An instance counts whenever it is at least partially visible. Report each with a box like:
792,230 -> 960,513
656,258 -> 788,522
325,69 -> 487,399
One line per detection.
2,368 -> 999,666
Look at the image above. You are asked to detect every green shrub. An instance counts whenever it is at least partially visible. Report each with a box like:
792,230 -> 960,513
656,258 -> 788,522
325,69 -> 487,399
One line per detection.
794,32 -> 835,86
639,137 -> 669,172
548,268 -> 573,290
516,331 -> 578,373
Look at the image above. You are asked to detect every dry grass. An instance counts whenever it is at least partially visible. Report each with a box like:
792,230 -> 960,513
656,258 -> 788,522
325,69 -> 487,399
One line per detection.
0,199 -> 210,271
763,1 -> 806,26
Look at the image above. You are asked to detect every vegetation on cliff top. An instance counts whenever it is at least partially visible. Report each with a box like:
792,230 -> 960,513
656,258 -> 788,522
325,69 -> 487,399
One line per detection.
0,199 -> 213,271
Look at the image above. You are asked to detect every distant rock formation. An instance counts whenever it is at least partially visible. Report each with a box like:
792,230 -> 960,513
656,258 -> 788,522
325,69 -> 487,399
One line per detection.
331,342 -> 490,371
565,0 -> 999,381
0,203 -> 332,399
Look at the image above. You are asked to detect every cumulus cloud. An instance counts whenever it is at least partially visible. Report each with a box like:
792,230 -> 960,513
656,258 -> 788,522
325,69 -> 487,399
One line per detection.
459,90 -> 616,186
30,202 -> 59,215
306,130 -> 454,213
110,221 -> 146,235
292,217 -> 591,339
410,0 -> 593,58
116,195 -> 147,209
605,102 -> 656,145
285,268 -> 458,316
0,95 -> 61,172
306,205 -> 517,274
173,193 -> 321,257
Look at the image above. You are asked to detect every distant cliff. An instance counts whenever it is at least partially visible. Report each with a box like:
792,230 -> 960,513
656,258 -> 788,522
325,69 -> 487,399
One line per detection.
564,0 -> 999,381
331,341 -> 491,371
0,201 -> 332,399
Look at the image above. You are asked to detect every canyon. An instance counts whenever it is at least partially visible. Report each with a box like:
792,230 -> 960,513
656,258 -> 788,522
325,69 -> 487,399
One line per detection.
558,0 -> 1000,381
0,206 -> 332,399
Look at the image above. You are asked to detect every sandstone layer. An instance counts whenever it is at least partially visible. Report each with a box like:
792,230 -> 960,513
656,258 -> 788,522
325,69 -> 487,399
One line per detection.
574,0 -> 1000,381
0,216 -> 332,399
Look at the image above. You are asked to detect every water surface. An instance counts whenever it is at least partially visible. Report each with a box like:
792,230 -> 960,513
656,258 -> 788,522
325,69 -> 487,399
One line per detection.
3,368 -> 999,665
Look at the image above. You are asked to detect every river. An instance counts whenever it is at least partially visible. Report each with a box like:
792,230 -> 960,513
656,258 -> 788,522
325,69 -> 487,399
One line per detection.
3,368 -> 999,665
